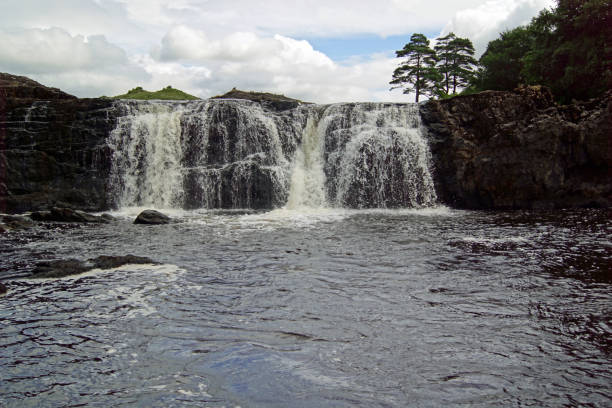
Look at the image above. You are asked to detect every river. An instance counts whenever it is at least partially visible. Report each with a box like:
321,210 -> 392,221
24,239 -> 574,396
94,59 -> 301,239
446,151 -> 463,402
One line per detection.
1,206 -> 610,407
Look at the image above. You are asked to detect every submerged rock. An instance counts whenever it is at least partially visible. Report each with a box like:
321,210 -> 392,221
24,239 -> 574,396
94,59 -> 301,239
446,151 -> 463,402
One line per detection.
134,210 -> 171,225
2,215 -> 36,229
31,207 -> 109,223
33,259 -> 93,278
100,213 -> 116,222
32,255 -> 157,278
0,215 -> 36,233
0,282 -> 7,294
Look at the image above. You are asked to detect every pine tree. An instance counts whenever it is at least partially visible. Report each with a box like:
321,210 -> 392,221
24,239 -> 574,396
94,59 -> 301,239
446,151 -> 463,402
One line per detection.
435,33 -> 478,95
434,33 -> 456,95
390,33 -> 441,102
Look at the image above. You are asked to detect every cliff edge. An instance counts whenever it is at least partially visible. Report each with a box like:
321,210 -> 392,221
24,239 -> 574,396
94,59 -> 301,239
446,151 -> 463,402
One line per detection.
0,73 -> 115,213
421,86 -> 611,209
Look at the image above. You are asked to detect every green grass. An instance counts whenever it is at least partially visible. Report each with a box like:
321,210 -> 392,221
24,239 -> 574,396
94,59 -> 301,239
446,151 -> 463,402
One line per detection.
212,88 -> 304,103
113,86 -> 199,100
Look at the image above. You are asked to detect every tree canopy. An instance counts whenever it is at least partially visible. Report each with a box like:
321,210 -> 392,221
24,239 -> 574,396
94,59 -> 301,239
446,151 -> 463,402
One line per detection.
391,32 -> 476,101
391,0 -> 610,103
434,33 -> 478,95
469,0 -> 611,102
390,33 -> 441,102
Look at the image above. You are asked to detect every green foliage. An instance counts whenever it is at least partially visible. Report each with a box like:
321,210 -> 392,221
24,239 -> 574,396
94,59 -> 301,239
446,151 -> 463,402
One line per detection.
390,33 -> 442,102
434,32 -> 478,95
473,26 -> 536,92
471,0 -> 611,102
113,86 -> 199,100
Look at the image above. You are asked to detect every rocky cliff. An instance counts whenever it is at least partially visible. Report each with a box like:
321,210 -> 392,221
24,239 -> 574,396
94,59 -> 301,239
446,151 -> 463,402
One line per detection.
421,86 -> 611,209
1,73 -> 610,213
0,73 -> 115,213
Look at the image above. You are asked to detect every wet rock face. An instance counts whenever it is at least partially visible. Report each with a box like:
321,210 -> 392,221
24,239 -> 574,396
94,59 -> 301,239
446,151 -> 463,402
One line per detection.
0,73 -> 116,214
421,87 -> 612,209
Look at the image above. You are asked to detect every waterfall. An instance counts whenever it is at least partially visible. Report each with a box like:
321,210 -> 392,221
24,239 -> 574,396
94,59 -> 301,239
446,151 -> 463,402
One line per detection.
108,101 -> 185,208
319,103 -> 436,208
285,113 -> 328,209
107,99 -> 436,210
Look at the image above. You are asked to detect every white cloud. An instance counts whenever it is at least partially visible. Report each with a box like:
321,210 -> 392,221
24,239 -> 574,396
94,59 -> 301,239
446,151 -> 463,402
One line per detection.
0,27 -> 148,96
0,1 -> 554,101
156,26 -> 334,67
148,27 -> 399,102
440,0 -> 555,55
133,0 -> 486,38
0,28 -> 127,73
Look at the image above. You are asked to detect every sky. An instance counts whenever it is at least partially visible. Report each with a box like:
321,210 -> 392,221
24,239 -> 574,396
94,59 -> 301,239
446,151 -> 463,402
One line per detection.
0,0 -> 555,103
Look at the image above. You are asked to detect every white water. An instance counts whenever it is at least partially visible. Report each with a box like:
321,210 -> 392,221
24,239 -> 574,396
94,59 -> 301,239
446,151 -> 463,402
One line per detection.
107,100 -> 436,210
320,103 -> 436,208
108,102 -> 185,208
285,112 -> 328,209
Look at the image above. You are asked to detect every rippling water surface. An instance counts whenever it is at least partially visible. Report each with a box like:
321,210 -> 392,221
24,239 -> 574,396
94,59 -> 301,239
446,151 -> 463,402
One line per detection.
1,208 -> 611,407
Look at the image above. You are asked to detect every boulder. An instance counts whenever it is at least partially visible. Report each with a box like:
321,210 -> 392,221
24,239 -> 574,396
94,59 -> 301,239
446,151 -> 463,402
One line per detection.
32,255 -> 157,278
30,207 -> 109,223
134,209 -> 171,225
0,282 -> 7,294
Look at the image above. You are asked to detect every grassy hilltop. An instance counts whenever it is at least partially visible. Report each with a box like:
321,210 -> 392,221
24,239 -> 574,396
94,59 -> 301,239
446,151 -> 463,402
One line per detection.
112,86 -> 199,100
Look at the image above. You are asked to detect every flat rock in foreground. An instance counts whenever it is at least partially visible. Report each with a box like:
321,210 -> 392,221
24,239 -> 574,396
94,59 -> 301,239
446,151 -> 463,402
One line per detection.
32,255 -> 158,279
31,207 -> 109,223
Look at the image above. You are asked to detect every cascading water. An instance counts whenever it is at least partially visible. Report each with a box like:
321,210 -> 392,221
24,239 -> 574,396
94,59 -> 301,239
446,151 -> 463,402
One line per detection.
107,99 -> 437,210
320,103 -> 436,208
108,99 -> 304,209
285,113 -> 328,209
108,102 -> 185,208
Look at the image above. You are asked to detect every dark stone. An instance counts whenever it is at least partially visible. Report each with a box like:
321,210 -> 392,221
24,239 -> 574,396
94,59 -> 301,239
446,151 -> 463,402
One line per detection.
0,282 -> 6,294
90,255 -> 155,269
100,213 -> 116,221
32,255 -> 157,278
30,207 -> 109,223
0,73 -> 76,100
0,72 -> 116,214
33,259 -> 93,278
0,215 -> 35,230
211,88 -> 305,111
421,86 -> 612,209
134,209 -> 171,224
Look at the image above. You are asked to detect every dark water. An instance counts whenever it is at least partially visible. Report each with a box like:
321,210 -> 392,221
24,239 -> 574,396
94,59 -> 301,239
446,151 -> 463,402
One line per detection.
1,207 -> 611,407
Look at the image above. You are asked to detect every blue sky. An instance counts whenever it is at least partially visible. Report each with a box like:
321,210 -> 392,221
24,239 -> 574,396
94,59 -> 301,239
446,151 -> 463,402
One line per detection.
0,0 -> 554,102
305,34 -> 437,61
